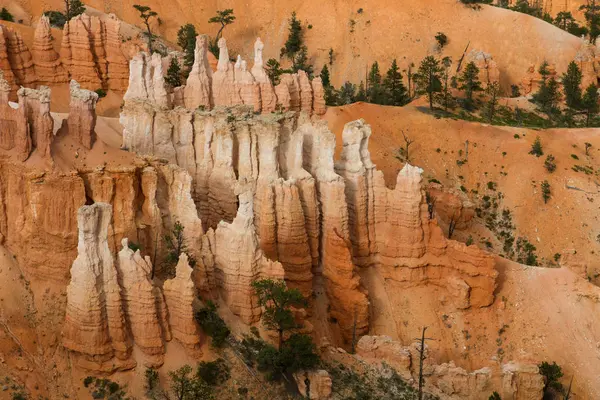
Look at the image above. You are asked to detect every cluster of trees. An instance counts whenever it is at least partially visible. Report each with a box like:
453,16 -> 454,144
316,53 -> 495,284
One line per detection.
44,0 -> 86,28
532,60 -> 599,126
321,59 -> 410,106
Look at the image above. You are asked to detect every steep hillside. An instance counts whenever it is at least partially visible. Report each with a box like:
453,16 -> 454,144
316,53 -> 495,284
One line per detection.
326,101 -> 600,283
8,0 -> 586,88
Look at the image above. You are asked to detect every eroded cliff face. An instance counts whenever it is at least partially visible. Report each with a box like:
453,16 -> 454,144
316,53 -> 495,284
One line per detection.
32,15 -> 68,84
356,335 -> 545,400
119,46 -> 498,342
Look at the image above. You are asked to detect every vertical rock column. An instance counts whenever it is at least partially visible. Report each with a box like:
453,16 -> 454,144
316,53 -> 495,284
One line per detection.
184,34 -> 212,110
32,15 -> 68,84
0,71 -> 30,160
68,80 -> 98,149
62,203 -> 134,372
18,86 -> 53,158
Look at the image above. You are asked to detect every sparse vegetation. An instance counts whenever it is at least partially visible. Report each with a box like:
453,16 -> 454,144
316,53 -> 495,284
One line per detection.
538,361 -> 564,397
163,221 -> 195,278
83,377 -> 129,399
0,8 -> 14,22
529,136 -> 544,157
195,300 -> 231,348
544,154 -> 556,173
415,56 -> 443,110
208,9 -> 236,57
435,32 -> 448,48
458,61 -> 483,110
541,180 -> 551,204
177,24 -> 198,72
133,5 -> 158,53
165,57 -> 183,87
169,365 -> 214,400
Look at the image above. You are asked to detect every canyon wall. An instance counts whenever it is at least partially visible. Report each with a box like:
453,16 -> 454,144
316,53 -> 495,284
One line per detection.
0,13 -> 130,92
119,47 -> 498,343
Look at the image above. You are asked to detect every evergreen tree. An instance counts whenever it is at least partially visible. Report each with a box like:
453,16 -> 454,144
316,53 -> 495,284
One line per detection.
165,57 -> 182,88
580,0 -> 600,43
435,56 -> 455,111
281,12 -> 303,65
458,61 -> 483,109
562,61 -> 583,110
0,8 -> 14,22
320,64 -> 336,105
538,60 -> 551,81
533,77 -> 561,118
484,81 -> 500,123
582,83 -> 599,126
337,81 -> 357,105
208,9 -> 235,45
554,11 -> 575,30
414,56 -> 443,110
251,279 -> 306,348
355,81 -> 367,102
383,59 -> 409,106
68,0 -> 85,19
292,45 -> 313,75
133,5 -> 158,53
541,180 -> 551,203
177,24 -> 198,70
367,62 -> 385,104
265,59 -> 283,85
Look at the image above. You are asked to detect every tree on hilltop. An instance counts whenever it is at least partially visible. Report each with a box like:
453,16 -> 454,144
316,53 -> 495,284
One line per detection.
414,56 -> 443,110
562,61 -> 583,111
177,24 -> 198,72
582,83 -> 600,126
133,5 -> 158,53
383,59 -> 409,106
208,9 -> 236,56
458,61 -> 483,109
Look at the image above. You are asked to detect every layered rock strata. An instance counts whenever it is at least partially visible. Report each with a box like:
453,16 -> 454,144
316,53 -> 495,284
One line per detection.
0,71 -> 30,160
68,80 -> 98,149
18,85 -> 53,158
163,253 -> 202,355
32,15 -> 68,84
62,203 -> 134,372
0,25 -> 36,88
356,336 -> 544,400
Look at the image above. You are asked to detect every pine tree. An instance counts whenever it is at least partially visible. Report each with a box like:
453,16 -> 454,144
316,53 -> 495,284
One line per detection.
367,62 -> 385,104
554,11 -> 575,30
383,59 -> 409,106
414,56 -> 443,110
281,12 -> 303,65
484,81 -> 500,123
355,81 -> 367,102
562,61 -> 583,110
458,61 -> 483,109
337,82 -> 357,105
165,57 -> 182,87
533,77 -> 561,118
435,56 -> 455,111
320,65 -> 336,105
582,83 -> 599,126
580,0 -> 600,44
265,59 -> 283,85
320,64 -> 331,88
541,180 -> 551,204
208,9 -> 235,44
133,5 -> 158,53
69,0 -> 85,19
177,24 -> 198,70
538,60 -> 551,81
293,45 -> 313,75
0,8 -> 14,22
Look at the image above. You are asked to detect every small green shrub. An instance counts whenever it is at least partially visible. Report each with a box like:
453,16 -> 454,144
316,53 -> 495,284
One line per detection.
95,88 -> 107,98
0,7 -> 14,22
196,358 -> 230,386
195,301 -> 230,347
529,136 -> 543,157
544,154 -> 556,173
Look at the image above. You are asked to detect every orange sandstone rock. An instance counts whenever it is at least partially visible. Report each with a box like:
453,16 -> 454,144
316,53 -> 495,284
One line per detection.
32,15 -> 68,84
184,34 -> 212,110
18,85 -> 53,158
68,80 -> 98,149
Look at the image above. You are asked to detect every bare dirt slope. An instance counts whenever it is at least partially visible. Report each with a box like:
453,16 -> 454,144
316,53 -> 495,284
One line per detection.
8,0 -> 585,88
325,101 -> 600,282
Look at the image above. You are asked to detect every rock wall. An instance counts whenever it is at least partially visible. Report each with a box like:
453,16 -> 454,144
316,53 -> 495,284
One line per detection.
0,70 -> 55,162
32,15 -> 68,84
121,89 -> 497,342
356,335 -> 545,400
0,25 -> 36,89
68,80 -> 98,149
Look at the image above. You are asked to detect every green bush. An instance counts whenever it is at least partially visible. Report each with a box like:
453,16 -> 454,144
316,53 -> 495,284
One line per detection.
197,358 -> 230,386
529,136 -> 543,157
95,89 -> 107,98
0,8 -> 14,22
195,301 -> 230,347
44,10 -> 67,28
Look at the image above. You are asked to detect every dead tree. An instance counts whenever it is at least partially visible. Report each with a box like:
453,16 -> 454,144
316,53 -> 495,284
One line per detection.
401,130 -> 415,163
448,213 -> 458,239
415,327 -> 435,400
426,192 -> 436,220
351,307 -> 358,354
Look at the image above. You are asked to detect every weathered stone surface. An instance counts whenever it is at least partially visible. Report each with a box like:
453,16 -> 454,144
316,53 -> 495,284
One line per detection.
311,77 -> 327,115
207,192 -> 285,324
427,183 -> 475,230
0,71 -> 30,160
18,85 -> 53,158
32,15 -> 68,84
116,238 -> 168,366
68,80 -> 98,149
212,38 -> 242,107
184,35 -> 212,110
251,38 -> 277,113
356,336 -> 544,400
104,14 -> 130,91
61,14 -> 108,89
1,25 -> 36,87
163,252 -> 202,355
293,370 -> 332,399
62,203 -> 134,372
